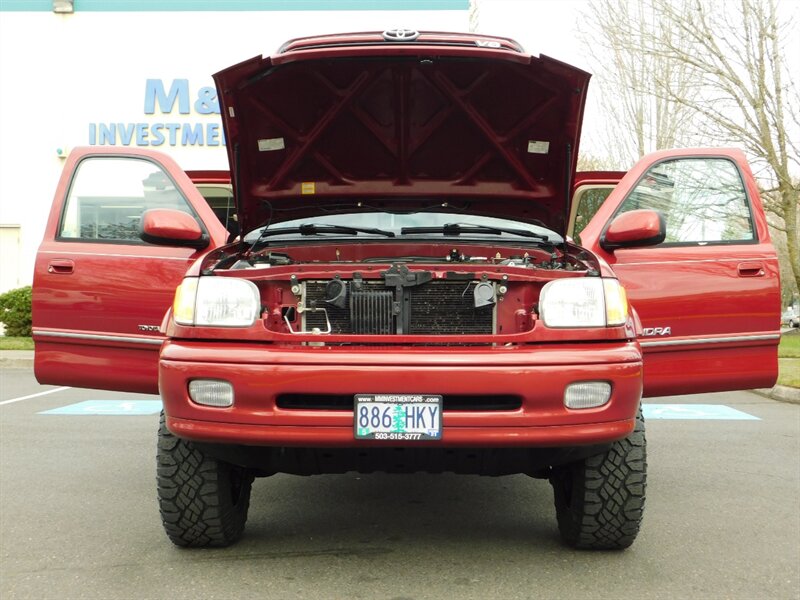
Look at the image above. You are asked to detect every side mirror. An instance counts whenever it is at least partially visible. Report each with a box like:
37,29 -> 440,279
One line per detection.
139,209 -> 208,249
600,209 -> 666,251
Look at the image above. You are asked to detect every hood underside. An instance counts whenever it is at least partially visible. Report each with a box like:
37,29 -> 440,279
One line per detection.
213,32 -> 590,236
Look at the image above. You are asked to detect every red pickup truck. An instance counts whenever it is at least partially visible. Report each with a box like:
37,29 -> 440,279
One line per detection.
32,31 -> 780,550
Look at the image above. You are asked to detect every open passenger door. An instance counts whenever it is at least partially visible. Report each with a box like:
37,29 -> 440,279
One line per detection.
32,148 -> 228,394
578,149 -> 781,397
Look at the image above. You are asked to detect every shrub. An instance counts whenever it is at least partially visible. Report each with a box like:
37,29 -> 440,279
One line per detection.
0,285 -> 32,337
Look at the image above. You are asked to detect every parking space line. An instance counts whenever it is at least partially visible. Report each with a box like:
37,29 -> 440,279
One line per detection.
643,404 -> 760,420
0,386 -> 71,407
39,400 -> 162,415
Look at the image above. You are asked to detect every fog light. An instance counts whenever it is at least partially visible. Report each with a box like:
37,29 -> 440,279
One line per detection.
564,381 -> 612,409
188,380 -> 233,407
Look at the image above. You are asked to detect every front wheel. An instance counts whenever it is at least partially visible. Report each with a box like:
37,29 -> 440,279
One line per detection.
550,407 -> 647,550
156,412 -> 254,547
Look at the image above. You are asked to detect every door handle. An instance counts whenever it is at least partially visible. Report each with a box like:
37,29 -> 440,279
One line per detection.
737,262 -> 764,277
48,259 -> 74,274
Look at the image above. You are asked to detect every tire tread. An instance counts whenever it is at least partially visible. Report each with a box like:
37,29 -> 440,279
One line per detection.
156,413 -> 252,547
551,408 -> 647,550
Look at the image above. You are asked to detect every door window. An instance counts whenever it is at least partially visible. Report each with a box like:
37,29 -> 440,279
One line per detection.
616,158 -> 755,244
59,157 -> 193,242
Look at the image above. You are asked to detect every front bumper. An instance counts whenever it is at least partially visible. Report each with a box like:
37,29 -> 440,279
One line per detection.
159,341 -> 643,448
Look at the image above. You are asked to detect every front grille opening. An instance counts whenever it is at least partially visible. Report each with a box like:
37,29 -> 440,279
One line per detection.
303,280 -> 494,336
276,394 -> 522,411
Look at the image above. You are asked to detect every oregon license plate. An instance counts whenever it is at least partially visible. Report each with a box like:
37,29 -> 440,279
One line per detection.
354,394 -> 442,441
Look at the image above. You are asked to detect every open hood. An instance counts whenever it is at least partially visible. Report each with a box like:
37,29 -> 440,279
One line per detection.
213,31 -> 590,237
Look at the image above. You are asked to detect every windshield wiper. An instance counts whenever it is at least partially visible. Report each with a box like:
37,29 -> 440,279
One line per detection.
400,223 -> 549,241
254,223 -> 395,240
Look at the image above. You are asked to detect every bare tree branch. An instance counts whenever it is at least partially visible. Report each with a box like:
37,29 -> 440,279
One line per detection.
582,0 -> 800,296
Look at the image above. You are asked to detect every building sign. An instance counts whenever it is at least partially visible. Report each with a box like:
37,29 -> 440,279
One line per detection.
88,79 -> 225,147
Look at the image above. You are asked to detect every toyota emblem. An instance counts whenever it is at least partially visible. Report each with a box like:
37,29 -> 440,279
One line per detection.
382,28 -> 420,42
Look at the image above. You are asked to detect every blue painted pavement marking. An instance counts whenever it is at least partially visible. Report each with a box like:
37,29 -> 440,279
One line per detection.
643,404 -> 760,420
40,400 -> 163,416
39,401 -> 758,420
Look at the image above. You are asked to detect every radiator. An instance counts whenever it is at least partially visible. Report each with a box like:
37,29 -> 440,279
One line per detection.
303,280 -> 494,335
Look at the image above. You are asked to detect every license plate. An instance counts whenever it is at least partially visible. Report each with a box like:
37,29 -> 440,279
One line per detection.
354,394 -> 442,441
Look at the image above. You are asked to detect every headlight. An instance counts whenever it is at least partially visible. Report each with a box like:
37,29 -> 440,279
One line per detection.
173,277 -> 260,327
540,278 -> 628,328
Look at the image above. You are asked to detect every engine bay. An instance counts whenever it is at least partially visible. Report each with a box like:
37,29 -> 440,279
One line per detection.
193,240 -> 604,340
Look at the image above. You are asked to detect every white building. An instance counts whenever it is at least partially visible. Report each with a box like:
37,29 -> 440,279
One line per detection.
1,0 -> 614,294
0,0 -> 473,293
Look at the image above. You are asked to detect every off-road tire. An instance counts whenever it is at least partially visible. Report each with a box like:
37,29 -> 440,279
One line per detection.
156,412 -> 254,547
550,407 -> 646,550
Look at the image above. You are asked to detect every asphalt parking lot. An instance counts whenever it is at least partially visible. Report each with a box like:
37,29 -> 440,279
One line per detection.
1,366 -> 799,600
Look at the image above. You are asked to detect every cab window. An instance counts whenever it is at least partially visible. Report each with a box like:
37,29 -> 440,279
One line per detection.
573,185 -> 615,236
196,184 -> 238,237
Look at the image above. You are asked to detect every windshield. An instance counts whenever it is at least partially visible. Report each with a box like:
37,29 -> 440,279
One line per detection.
243,212 -> 561,243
